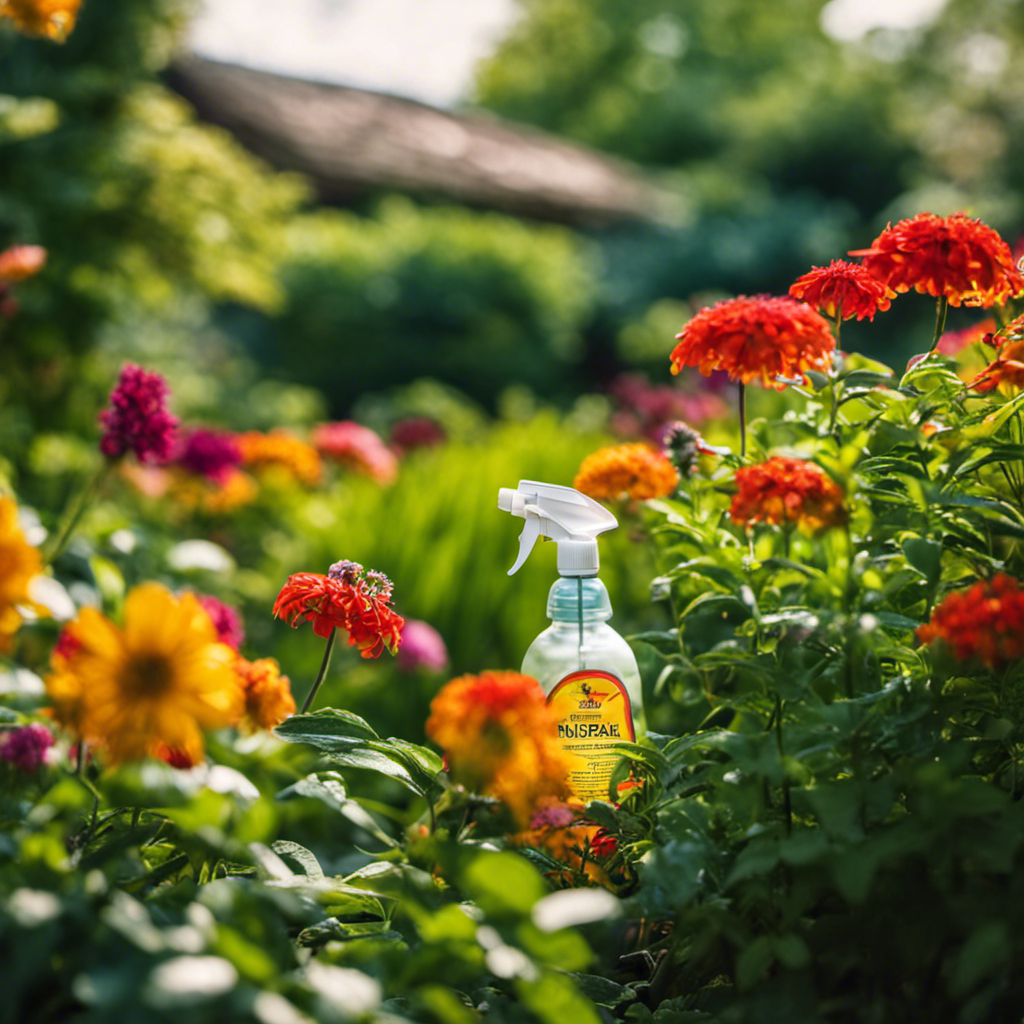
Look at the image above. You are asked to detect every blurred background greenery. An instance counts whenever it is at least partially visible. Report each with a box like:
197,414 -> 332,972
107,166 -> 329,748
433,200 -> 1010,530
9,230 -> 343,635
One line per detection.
2,0 -> 1023,728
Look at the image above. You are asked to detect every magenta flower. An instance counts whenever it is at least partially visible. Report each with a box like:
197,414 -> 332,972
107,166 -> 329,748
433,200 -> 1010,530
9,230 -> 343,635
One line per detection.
196,594 -> 245,650
389,416 -> 446,454
0,723 -> 54,772
311,421 -> 398,484
396,619 -> 448,674
99,365 -> 178,464
175,428 -> 242,483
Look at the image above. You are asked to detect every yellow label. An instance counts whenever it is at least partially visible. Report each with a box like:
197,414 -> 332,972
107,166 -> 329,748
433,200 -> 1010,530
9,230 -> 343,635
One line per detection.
547,670 -> 635,803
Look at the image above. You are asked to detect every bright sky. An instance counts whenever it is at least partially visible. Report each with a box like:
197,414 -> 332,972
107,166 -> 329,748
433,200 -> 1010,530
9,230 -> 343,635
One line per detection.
187,0 -> 950,108
186,0 -> 518,107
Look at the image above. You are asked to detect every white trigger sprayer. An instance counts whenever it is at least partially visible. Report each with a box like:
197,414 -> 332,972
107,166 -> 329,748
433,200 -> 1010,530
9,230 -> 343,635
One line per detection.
497,480 -> 618,577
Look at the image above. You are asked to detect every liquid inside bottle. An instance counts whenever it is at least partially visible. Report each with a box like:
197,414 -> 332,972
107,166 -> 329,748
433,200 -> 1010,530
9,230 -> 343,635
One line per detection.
521,576 -> 645,803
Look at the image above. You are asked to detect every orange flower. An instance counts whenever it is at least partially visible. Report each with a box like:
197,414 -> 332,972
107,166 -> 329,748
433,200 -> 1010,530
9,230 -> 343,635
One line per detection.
44,584 -> 243,765
671,295 -> 835,390
0,495 -> 43,653
573,443 -> 679,501
966,314 -> 1024,393
273,560 -> 403,657
850,212 -> 1024,308
731,456 -> 846,533
236,431 -> 322,486
0,0 -> 80,40
788,259 -> 895,321
235,655 -> 296,732
312,421 -> 398,484
0,245 -> 46,283
426,671 -> 569,825
917,574 -> 1024,669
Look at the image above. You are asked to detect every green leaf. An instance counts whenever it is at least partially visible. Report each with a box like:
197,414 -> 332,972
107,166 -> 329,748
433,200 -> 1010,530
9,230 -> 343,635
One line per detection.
326,748 -> 426,797
461,851 -> 547,917
270,840 -> 324,881
735,935 -> 774,990
517,971 -> 602,1024
273,708 -> 379,749
901,536 -> 942,588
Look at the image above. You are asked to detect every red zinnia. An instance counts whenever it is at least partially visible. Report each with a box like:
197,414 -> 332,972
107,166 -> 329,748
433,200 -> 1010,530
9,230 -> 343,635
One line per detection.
917,574 -> 1024,669
671,295 -> 835,390
273,560 -> 403,658
788,259 -> 895,321
850,212 -> 1024,308
731,456 -> 847,533
98,364 -> 178,465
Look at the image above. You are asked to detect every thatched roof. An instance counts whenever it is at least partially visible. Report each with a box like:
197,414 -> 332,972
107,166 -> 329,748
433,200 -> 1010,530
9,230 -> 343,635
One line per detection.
165,54 -> 677,226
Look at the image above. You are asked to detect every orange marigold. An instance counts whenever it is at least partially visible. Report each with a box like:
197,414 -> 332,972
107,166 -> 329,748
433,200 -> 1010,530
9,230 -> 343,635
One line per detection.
917,574 -> 1024,670
273,560 -> 403,657
966,314 -> 1024,393
850,212 -> 1024,308
788,259 -> 895,321
671,295 -> 835,390
235,655 -> 296,732
731,456 -> 846,533
0,495 -> 43,653
236,430 -> 322,486
0,0 -> 80,40
573,443 -> 679,501
426,670 -> 569,825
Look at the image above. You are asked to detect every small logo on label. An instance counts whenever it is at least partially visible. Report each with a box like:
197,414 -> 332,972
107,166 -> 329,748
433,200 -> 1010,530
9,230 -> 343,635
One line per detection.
576,680 -> 608,709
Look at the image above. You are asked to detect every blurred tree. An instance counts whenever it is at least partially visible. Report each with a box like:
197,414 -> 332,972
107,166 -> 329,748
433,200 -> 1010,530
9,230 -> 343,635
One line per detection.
0,0 -> 306,441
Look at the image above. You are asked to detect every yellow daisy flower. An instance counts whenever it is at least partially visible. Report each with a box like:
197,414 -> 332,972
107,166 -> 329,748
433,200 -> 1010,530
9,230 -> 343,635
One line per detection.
47,583 -> 244,765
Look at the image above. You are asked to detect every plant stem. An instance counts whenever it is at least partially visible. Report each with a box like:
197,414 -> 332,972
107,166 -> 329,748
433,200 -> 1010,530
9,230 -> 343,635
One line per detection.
738,382 -> 747,459
301,628 -> 338,714
43,460 -> 113,567
775,692 -> 792,835
929,295 -> 949,352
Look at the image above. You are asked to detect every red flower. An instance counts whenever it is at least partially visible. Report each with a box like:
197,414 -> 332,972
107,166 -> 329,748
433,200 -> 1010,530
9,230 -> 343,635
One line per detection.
788,259 -> 895,321
98,365 -> 178,464
936,317 -> 997,356
671,296 -> 835,390
175,428 -> 242,483
195,594 -> 245,650
273,561 -> 403,658
850,212 -> 1024,308
966,313 -> 1024,393
917,574 -> 1024,669
731,456 -> 847,533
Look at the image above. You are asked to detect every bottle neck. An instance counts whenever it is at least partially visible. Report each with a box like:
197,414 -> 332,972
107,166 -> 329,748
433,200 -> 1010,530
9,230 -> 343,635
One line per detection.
546,575 -> 613,623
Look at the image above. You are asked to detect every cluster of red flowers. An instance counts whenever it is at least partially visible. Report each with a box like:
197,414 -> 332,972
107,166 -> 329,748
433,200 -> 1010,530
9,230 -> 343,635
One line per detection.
917,574 -> 1024,669
788,259 -> 895,322
174,428 -> 243,484
273,560 -> 404,658
731,456 -> 847,533
851,212 -> 1024,308
573,442 -> 679,502
671,295 -> 835,390
99,364 -> 179,465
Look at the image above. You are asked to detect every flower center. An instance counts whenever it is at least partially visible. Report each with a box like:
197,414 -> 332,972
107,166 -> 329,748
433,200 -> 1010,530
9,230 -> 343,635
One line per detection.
121,654 -> 174,698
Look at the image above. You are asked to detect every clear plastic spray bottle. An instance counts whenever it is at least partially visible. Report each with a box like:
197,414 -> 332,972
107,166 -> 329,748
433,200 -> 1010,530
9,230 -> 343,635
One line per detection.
498,480 -> 645,803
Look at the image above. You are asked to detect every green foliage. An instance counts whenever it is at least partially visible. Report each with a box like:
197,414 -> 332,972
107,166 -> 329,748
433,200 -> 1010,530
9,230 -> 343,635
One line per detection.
232,199 -> 596,413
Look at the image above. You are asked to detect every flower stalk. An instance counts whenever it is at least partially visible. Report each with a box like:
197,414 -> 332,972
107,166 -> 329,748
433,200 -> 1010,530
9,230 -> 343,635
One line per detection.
300,627 -> 337,714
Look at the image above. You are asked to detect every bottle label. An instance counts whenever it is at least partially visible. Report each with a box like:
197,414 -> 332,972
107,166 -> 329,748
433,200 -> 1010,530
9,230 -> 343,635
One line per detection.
547,669 -> 635,803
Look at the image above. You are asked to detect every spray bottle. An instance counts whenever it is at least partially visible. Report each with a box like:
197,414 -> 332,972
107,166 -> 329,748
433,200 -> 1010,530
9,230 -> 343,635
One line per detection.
498,480 -> 644,803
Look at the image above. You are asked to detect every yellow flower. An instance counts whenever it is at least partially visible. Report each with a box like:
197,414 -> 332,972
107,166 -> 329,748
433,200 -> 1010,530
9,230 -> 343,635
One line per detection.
0,495 -> 43,653
234,655 -> 296,732
0,0 -> 81,41
45,583 -> 244,765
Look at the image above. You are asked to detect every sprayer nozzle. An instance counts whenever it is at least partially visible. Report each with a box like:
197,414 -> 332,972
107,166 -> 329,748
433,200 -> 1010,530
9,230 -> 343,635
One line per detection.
498,487 -> 524,515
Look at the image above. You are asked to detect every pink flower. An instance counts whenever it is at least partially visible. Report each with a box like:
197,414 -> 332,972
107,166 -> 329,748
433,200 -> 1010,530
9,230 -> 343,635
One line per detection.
396,619 -> 448,673
175,428 -> 242,483
311,421 -> 398,484
195,594 -> 245,650
0,723 -> 54,772
99,365 -> 178,464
